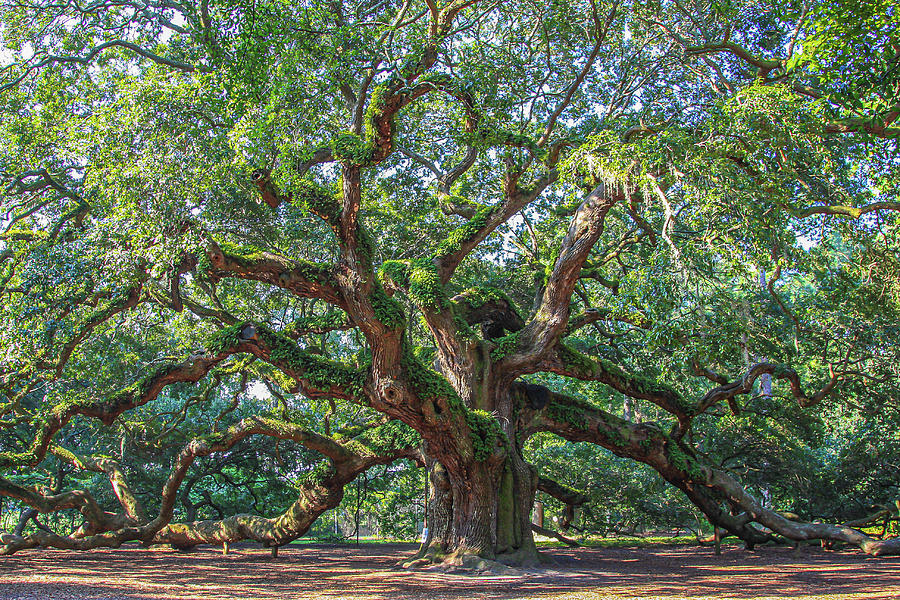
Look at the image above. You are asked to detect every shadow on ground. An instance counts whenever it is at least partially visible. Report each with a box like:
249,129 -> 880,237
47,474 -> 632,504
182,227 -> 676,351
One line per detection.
1,542 -> 899,599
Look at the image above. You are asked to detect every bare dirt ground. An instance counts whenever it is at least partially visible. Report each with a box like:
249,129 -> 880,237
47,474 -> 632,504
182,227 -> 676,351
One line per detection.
1,542 -> 899,600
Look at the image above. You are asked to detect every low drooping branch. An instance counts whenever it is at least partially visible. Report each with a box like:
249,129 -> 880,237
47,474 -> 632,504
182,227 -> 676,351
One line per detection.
703,466 -> 900,556
537,475 -> 587,532
529,388 -> 900,556
537,476 -> 587,508
50,446 -> 148,525
153,420 -> 420,548
526,393 -> 760,542
12,508 -> 52,537
0,417 -> 420,555
531,523 -> 580,547
0,476 -> 126,541
843,504 -> 899,534
0,348 -> 241,469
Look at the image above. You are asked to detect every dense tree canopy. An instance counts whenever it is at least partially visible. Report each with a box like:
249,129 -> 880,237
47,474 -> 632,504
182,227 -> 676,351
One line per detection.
0,0 -> 898,568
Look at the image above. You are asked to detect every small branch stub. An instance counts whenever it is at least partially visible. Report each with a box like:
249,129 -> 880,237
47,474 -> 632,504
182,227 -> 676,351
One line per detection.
251,168 -> 282,208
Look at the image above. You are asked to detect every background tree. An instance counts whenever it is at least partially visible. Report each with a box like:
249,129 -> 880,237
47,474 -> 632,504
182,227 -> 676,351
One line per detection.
0,0 -> 898,568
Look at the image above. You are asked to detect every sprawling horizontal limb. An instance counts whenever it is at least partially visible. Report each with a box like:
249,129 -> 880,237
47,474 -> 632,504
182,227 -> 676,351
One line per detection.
0,416 -> 420,554
50,446 -> 148,525
526,388 -> 900,556
531,523 -> 580,547
153,420 -> 420,548
535,343 -> 694,434
205,242 -> 345,307
703,466 -> 900,556
0,476 -> 126,541
537,475 -> 587,507
696,361 -> 840,414
0,321 -> 368,470
0,351 -> 239,469
537,474 -> 587,533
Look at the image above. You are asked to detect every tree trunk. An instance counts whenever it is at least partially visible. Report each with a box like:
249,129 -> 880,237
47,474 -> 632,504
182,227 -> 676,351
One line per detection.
407,384 -> 539,569
410,453 -> 538,568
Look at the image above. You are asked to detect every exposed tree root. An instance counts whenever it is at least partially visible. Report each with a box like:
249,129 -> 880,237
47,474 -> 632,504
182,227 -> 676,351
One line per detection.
400,546 -> 528,575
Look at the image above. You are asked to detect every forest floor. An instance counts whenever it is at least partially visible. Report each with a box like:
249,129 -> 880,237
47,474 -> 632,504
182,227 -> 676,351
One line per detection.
1,542 -> 898,600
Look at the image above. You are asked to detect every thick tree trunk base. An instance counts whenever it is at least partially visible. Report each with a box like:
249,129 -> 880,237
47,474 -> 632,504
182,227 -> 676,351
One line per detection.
409,451 -> 541,573
400,544 -> 539,574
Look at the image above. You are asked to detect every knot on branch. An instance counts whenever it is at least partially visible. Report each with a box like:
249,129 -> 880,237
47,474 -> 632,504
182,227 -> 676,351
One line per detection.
379,380 -> 402,403
208,248 -> 225,266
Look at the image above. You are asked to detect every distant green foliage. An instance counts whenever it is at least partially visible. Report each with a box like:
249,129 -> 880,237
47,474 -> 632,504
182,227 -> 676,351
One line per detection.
283,312 -> 348,335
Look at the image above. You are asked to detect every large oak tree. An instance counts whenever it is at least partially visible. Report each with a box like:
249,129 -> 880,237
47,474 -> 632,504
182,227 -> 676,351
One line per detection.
1,0 -> 899,567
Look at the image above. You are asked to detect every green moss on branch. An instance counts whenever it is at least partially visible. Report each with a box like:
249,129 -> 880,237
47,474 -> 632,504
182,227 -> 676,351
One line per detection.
490,330 -> 522,361
331,133 -> 375,166
434,205 -> 495,259
400,348 -> 462,412
353,420 -> 420,455
370,285 -> 406,330
557,344 -> 694,417
291,180 -> 342,228
464,409 -> 507,461
378,259 -> 448,311
255,327 -> 367,399
456,286 -> 516,312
